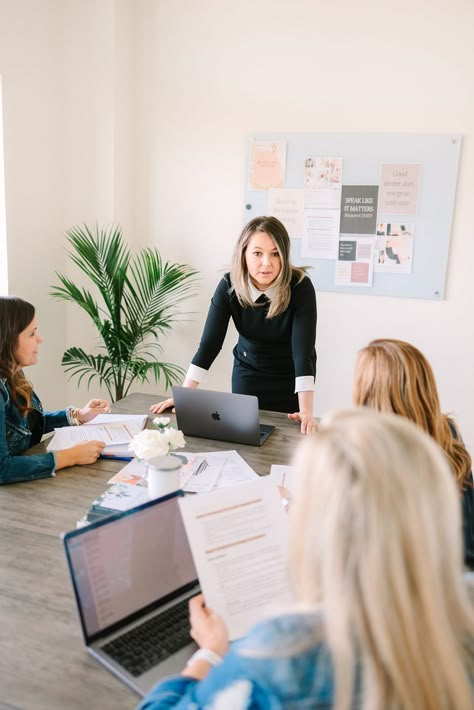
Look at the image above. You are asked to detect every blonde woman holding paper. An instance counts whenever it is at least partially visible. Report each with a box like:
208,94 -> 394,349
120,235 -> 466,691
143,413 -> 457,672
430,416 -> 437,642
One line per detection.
137,409 -> 474,709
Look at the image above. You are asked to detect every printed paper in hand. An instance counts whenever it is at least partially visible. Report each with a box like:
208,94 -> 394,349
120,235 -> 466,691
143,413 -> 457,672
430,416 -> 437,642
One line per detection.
179,479 -> 291,640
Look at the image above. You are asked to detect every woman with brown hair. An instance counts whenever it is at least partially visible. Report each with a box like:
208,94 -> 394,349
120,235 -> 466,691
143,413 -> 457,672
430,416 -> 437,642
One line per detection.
353,337 -> 474,569
0,296 -> 109,483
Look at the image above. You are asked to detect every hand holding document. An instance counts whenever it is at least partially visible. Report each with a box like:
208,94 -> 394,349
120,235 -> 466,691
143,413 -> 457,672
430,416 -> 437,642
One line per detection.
179,479 -> 292,640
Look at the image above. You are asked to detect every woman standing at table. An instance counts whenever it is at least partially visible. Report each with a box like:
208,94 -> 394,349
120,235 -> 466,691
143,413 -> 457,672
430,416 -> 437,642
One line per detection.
151,216 -> 317,434
353,338 -> 474,569
137,410 -> 474,709
0,296 -> 109,484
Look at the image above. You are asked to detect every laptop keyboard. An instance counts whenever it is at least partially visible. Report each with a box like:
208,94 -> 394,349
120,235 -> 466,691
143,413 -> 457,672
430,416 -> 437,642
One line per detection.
102,597 -> 191,677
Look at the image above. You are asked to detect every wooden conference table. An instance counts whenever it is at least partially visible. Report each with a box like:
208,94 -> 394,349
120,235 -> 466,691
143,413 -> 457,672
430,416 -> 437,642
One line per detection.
0,392 -> 303,710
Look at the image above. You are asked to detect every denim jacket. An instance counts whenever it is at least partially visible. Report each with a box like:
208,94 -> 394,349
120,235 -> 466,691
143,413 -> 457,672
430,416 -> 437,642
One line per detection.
137,603 -> 474,710
0,378 -> 68,483
137,612 -> 346,710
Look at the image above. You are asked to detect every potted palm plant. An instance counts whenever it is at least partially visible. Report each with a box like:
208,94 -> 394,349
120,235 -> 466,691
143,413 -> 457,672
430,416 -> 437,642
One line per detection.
51,223 -> 198,401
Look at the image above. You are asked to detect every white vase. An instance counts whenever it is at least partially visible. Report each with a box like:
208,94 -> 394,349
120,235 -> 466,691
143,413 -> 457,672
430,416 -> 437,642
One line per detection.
146,454 -> 181,499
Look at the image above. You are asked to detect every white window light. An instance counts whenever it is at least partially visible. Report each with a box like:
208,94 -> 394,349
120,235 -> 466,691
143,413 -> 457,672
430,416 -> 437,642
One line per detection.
0,76 -> 8,295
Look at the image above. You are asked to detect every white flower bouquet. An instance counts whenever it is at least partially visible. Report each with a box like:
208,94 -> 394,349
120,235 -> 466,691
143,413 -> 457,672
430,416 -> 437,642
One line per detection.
128,417 -> 186,461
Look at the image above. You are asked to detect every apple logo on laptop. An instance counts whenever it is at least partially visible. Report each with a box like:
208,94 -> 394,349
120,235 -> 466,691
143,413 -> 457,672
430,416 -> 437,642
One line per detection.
211,411 -> 221,421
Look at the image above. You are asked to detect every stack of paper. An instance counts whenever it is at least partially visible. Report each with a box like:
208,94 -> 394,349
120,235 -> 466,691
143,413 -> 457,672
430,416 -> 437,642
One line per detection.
47,414 -> 148,456
76,449 -> 260,528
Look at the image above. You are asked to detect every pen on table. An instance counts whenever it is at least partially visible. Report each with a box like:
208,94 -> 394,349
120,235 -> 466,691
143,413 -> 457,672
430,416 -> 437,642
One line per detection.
99,454 -> 134,461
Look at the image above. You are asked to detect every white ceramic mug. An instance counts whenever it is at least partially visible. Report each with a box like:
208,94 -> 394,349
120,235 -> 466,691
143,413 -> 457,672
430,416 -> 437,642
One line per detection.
147,455 -> 181,499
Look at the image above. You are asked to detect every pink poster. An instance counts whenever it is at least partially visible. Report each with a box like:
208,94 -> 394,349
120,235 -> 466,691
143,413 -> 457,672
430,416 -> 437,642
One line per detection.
248,141 -> 286,191
378,163 -> 421,215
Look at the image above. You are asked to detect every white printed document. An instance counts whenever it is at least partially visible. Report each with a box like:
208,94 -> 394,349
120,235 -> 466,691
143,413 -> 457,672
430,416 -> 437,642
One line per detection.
269,465 -> 296,493
179,479 -> 291,640
46,418 -> 146,453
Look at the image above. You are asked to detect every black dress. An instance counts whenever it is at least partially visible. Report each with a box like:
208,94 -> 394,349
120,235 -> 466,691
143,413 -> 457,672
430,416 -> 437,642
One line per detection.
448,420 -> 474,570
191,273 -> 317,413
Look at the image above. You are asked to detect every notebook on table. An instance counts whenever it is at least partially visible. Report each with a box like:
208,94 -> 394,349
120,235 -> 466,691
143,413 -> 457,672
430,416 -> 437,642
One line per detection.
172,386 -> 275,446
62,491 -> 200,695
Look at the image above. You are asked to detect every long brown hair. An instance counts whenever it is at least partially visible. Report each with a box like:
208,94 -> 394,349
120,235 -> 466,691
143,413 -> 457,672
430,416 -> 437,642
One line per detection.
353,338 -> 472,489
0,296 -> 35,414
230,216 -> 306,318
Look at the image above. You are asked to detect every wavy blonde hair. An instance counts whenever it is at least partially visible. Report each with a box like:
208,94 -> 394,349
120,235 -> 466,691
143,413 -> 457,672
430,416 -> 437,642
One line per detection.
230,216 -> 306,318
353,339 -> 472,490
290,408 -> 474,710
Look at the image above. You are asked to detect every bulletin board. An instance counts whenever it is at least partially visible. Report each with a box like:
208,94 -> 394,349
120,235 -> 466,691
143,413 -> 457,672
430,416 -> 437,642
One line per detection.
243,133 -> 462,300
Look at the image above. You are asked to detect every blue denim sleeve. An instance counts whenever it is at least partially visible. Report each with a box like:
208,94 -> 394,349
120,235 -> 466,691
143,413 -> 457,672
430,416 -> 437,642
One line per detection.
135,649 -> 272,710
0,395 -> 56,484
136,677 -> 198,710
43,409 -> 69,433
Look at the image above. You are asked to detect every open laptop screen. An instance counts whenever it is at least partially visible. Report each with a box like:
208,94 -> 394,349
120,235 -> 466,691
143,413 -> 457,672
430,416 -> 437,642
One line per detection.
64,495 -> 197,641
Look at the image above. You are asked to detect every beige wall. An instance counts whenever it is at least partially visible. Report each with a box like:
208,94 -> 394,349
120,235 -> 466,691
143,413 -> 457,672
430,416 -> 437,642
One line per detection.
1,0 -> 473,447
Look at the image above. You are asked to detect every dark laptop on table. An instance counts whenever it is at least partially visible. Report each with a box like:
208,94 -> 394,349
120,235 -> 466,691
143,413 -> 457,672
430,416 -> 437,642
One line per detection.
62,492 -> 199,695
172,386 -> 275,446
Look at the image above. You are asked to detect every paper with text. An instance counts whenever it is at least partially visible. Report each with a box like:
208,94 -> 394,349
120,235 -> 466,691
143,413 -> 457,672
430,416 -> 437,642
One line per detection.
86,414 -> 148,428
47,420 -> 145,451
269,465 -> 296,492
179,479 -> 291,640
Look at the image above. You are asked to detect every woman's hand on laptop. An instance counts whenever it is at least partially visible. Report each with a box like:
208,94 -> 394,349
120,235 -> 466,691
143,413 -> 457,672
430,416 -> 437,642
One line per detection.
287,411 -> 319,435
150,398 -> 175,414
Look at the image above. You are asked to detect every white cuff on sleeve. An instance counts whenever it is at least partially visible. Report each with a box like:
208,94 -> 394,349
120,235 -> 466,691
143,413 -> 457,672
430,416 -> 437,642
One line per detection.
294,375 -> 315,393
186,648 -> 223,667
186,364 -> 209,384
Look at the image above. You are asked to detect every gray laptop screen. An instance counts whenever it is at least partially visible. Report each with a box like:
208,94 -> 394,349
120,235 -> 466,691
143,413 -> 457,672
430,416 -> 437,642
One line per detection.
65,496 -> 197,638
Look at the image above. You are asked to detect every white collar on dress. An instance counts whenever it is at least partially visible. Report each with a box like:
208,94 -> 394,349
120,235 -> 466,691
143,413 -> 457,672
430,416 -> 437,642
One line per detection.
248,278 -> 277,303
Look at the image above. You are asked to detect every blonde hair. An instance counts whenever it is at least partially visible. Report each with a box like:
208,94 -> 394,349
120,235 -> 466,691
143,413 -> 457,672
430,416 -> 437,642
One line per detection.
230,216 -> 306,318
290,408 -> 474,710
353,339 -> 472,490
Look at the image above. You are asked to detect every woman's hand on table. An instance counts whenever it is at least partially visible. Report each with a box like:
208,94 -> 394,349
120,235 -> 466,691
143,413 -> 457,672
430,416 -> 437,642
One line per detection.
78,399 -> 111,423
56,441 -> 106,469
287,411 -> 319,435
150,398 -> 175,414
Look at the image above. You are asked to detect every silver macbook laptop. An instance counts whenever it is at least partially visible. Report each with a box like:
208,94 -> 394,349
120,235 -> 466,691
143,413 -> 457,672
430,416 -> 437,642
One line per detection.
172,386 -> 275,446
62,492 -> 199,696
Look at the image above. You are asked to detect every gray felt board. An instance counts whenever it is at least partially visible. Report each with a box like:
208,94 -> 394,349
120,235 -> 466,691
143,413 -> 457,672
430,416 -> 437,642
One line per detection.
243,133 -> 461,300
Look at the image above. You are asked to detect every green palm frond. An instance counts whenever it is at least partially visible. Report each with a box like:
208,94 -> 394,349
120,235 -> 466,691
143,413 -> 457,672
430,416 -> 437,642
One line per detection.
123,249 -> 199,345
61,348 -> 119,400
50,274 -> 101,322
51,224 -> 199,401
64,224 -> 130,324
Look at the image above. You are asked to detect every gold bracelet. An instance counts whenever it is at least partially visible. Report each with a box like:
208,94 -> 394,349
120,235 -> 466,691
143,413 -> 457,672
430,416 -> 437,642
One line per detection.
68,407 -> 81,426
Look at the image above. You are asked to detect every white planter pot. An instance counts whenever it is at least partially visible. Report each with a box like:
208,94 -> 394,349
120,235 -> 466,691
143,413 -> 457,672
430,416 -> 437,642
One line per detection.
146,455 -> 181,499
